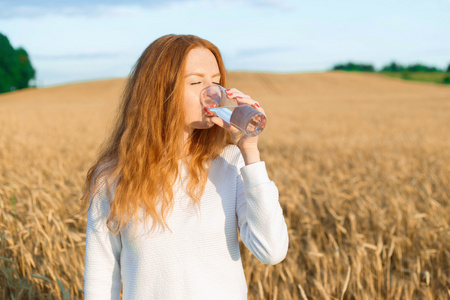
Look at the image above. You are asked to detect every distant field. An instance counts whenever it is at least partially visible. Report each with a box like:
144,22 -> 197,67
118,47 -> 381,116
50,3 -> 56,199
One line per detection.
380,70 -> 449,84
0,71 -> 449,299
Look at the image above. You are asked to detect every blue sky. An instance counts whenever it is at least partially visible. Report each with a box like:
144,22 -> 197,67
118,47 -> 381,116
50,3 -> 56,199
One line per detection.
1,0 -> 449,87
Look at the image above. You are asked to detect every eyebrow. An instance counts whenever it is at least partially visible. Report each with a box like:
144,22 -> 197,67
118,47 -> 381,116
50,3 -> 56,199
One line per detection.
184,72 -> 221,78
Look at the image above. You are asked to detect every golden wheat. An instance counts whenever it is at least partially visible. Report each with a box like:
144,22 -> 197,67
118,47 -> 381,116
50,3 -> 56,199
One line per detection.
0,72 -> 449,299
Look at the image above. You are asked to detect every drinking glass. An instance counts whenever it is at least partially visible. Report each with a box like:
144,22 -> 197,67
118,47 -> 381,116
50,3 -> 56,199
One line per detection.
199,85 -> 267,137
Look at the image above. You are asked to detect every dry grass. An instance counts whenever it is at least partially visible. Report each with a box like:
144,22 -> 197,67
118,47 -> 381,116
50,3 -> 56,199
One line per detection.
0,71 -> 449,299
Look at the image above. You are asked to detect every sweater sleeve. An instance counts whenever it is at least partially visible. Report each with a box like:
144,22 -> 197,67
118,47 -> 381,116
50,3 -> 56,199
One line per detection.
84,179 -> 122,299
236,157 -> 289,265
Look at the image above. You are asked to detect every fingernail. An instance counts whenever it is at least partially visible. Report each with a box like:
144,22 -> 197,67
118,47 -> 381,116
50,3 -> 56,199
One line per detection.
255,103 -> 260,108
236,96 -> 242,99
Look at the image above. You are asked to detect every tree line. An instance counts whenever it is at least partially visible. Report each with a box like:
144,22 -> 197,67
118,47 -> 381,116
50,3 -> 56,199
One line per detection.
332,61 -> 450,84
333,62 -> 450,73
0,33 -> 36,94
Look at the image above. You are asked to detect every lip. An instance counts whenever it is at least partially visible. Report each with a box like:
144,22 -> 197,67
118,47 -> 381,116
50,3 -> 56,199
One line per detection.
203,107 -> 214,116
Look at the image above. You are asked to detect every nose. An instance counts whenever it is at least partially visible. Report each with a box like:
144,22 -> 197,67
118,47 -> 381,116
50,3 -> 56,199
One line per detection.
204,80 -> 215,88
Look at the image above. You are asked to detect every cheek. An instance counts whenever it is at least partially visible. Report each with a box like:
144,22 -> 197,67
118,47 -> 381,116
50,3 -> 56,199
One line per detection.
184,89 -> 202,119
184,87 -> 199,105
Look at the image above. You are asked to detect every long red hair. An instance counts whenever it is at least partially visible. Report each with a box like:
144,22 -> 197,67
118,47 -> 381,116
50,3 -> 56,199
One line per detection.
80,34 -> 231,234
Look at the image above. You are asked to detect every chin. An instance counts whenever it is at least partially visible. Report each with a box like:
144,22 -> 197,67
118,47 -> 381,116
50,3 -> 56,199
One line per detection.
188,119 -> 215,130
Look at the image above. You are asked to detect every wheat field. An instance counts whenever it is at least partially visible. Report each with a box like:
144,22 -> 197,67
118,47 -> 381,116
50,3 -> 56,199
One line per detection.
0,71 -> 449,299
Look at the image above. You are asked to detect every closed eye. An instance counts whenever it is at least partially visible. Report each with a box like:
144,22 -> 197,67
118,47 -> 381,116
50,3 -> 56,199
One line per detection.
191,82 -> 221,85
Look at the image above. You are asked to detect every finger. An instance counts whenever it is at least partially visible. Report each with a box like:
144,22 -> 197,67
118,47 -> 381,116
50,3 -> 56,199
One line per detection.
234,96 -> 262,109
225,88 -> 240,94
225,89 -> 250,100
234,96 -> 257,105
224,88 -> 265,113
252,102 -> 265,115
235,97 -> 266,115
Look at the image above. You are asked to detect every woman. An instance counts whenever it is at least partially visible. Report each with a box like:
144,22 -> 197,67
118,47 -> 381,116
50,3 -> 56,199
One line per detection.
81,34 -> 288,299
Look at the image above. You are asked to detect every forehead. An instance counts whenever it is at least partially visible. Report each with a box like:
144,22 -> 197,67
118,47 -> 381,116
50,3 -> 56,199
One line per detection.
184,47 -> 220,75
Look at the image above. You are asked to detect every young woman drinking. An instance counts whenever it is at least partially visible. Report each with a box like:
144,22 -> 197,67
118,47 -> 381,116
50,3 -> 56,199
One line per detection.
81,34 -> 288,299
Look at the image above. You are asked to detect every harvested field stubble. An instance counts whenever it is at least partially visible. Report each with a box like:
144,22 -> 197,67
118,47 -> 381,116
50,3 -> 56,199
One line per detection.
0,71 -> 449,299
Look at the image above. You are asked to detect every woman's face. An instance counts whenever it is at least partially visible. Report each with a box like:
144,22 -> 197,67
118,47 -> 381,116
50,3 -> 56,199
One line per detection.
183,47 -> 221,134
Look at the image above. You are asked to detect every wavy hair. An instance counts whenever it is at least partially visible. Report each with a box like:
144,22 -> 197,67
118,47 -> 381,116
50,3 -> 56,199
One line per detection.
80,34 -> 231,234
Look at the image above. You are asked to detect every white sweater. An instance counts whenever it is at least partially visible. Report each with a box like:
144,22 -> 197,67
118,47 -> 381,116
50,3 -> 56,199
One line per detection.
84,145 -> 289,299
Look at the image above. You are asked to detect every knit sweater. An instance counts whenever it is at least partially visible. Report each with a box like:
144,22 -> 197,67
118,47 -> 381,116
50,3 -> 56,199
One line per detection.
83,145 -> 289,299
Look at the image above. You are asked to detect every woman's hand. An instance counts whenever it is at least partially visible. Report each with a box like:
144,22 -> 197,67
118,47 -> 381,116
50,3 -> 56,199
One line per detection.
210,88 -> 265,165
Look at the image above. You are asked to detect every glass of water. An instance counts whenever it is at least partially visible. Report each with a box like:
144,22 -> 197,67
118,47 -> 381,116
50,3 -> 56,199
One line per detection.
199,85 -> 267,137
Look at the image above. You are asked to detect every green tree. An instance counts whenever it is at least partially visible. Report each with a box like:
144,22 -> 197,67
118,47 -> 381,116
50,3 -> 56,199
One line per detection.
15,48 -> 35,89
446,63 -> 450,73
332,62 -> 375,72
381,62 -> 404,72
406,63 -> 441,72
0,33 -> 36,93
